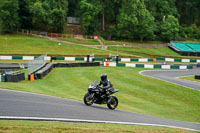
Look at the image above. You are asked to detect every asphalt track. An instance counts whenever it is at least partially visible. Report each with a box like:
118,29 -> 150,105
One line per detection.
140,68 -> 200,91
0,88 -> 200,131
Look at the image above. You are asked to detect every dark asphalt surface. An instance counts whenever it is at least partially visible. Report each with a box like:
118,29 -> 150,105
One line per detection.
140,68 -> 200,91
0,89 -> 200,131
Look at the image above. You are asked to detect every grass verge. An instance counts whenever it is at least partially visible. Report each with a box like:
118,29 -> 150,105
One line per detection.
0,120 -> 197,133
104,40 -> 166,45
179,76 -> 200,82
0,67 -> 199,123
108,46 -> 200,58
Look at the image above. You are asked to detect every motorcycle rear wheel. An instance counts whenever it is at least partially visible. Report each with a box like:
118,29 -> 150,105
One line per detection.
107,96 -> 118,110
84,92 -> 94,106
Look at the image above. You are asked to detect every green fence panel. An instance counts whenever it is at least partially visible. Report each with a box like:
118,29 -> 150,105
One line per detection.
117,63 -> 125,67
131,59 -> 139,62
56,57 -> 65,60
187,65 -> 193,69
190,59 -> 197,63
156,57 -> 165,61
136,64 -> 144,68
154,64 -> 162,68
75,57 -> 84,61
12,56 -> 23,60
148,59 -> 153,62
170,65 -> 179,69
174,58 -> 182,62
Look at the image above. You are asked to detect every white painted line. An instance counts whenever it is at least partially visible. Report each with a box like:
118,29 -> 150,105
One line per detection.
0,116 -> 198,132
0,88 -> 81,103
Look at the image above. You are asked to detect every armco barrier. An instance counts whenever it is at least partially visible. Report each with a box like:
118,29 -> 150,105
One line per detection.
5,72 -> 25,82
104,62 -> 193,69
30,62 -> 100,80
35,63 -> 54,79
1,55 -> 200,63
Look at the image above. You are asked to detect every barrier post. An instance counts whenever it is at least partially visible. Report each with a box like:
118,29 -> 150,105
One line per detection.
87,54 -> 90,62
116,55 -> 119,64
106,59 -> 110,66
30,74 -> 35,81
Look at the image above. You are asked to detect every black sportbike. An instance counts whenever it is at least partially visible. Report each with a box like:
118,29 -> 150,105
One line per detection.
84,81 -> 119,110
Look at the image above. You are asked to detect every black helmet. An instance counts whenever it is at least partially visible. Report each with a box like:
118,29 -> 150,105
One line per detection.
101,73 -> 107,81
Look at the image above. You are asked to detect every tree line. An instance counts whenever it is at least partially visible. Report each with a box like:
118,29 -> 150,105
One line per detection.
0,0 -> 200,41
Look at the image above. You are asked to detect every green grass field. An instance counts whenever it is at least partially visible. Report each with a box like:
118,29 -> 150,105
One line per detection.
0,67 -> 199,123
0,120 -> 197,133
59,37 -> 100,45
108,46 -> 200,58
1,35 -> 200,59
104,40 -> 166,45
0,35 -> 119,56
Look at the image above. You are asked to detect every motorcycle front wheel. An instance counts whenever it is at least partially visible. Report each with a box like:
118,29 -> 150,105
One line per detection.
107,96 -> 118,110
84,92 -> 94,106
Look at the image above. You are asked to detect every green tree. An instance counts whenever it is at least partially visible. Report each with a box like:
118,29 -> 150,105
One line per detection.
144,0 -> 179,21
0,0 -> 19,33
30,0 -> 68,32
50,8 -> 66,32
159,15 -> 179,41
30,1 -> 49,31
79,0 -> 102,35
176,0 -> 200,26
18,0 -> 33,29
117,0 -> 156,41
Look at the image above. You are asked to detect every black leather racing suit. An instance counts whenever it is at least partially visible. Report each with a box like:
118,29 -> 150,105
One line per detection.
99,79 -> 114,96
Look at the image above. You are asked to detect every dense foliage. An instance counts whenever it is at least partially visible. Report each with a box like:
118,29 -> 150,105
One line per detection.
0,0 -> 200,41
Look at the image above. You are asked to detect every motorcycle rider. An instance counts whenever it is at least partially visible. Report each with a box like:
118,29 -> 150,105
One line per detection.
99,73 -> 114,99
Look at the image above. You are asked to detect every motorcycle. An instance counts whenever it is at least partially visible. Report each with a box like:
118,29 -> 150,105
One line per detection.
83,81 -> 119,110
